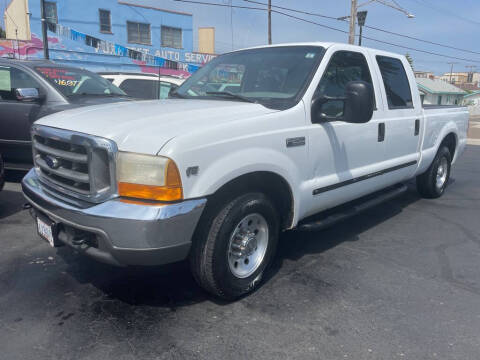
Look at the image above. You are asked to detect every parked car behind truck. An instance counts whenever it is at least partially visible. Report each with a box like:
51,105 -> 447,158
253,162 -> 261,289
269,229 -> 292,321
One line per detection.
99,72 -> 184,100
0,59 -> 132,170
22,43 -> 468,299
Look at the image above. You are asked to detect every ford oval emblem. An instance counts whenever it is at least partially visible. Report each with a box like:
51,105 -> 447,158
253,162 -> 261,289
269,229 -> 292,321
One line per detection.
44,155 -> 60,169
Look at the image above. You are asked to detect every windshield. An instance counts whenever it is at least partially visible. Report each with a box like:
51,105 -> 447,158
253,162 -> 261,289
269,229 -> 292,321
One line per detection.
174,46 -> 324,110
35,66 -> 127,97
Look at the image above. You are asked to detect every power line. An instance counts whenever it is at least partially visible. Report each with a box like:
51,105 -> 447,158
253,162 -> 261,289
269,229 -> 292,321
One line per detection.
245,0 -> 480,56
173,0 -> 480,64
406,0 -> 480,26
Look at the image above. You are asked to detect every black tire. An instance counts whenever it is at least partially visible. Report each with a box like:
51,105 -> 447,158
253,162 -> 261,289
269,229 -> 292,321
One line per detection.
416,146 -> 452,199
190,192 -> 279,300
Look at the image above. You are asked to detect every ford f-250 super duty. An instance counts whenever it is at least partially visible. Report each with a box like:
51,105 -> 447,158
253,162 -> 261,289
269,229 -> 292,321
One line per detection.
22,43 -> 468,299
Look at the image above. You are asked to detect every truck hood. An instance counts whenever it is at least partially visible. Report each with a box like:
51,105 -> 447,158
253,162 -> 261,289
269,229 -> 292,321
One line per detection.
36,99 -> 278,154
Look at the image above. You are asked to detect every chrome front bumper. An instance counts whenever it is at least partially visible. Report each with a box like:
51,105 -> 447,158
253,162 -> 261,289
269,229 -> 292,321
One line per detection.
22,169 -> 206,266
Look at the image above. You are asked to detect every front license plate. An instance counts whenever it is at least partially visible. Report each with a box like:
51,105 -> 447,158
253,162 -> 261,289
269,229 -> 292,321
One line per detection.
37,217 -> 55,247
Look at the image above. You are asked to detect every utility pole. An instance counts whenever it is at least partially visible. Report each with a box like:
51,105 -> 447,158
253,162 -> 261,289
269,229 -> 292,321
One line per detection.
267,0 -> 272,45
348,0 -> 357,45
466,65 -> 476,83
40,0 -> 49,59
447,62 -> 458,84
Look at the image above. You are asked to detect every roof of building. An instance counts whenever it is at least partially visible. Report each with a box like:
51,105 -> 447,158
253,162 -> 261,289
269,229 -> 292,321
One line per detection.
117,1 -> 192,16
416,78 -> 467,95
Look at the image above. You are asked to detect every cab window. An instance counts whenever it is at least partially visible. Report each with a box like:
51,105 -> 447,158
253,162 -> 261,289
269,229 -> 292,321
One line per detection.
376,56 -> 413,109
315,51 -> 374,118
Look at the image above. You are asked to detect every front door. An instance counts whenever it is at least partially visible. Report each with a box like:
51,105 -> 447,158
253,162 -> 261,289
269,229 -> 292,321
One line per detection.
305,49 -> 387,217
0,65 -> 43,167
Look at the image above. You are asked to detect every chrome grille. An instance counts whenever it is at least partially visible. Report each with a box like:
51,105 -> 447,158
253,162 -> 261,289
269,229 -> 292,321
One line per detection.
32,125 -> 117,203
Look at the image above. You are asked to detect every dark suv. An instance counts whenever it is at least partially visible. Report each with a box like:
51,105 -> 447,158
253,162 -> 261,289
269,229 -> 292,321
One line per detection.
0,59 -> 132,170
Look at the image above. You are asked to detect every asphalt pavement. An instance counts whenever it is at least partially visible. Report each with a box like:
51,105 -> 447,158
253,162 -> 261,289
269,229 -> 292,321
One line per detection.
1,145 -> 479,360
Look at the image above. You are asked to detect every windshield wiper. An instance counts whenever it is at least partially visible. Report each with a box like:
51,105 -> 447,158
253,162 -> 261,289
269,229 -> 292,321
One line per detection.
205,91 -> 257,104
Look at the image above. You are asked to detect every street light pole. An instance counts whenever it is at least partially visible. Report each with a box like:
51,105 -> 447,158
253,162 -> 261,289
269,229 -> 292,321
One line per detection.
40,0 -> 49,59
357,11 -> 367,46
268,0 -> 272,45
348,0 -> 357,45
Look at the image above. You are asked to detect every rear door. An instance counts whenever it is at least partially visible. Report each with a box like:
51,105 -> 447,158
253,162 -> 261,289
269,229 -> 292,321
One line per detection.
372,54 -> 422,182
0,65 -> 44,167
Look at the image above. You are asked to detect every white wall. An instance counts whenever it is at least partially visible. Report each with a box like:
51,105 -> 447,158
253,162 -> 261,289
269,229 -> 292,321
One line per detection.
422,93 -> 463,106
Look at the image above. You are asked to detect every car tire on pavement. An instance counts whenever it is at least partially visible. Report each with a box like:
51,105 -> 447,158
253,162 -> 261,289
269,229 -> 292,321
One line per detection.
190,192 -> 279,300
416,146 -> 452,199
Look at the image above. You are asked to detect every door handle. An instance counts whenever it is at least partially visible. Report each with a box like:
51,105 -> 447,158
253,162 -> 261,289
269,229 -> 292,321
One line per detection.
414,119 -> 420,136
378,122 -> 385,142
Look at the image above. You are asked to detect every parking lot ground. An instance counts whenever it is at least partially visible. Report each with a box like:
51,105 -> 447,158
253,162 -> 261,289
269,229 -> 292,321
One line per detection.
1,145 -> 479,360
468,116 -> 480,145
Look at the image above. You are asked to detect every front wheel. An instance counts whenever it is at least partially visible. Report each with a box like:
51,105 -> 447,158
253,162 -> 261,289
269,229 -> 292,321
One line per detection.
416,146 -> 452,198
190,192 -> 279,300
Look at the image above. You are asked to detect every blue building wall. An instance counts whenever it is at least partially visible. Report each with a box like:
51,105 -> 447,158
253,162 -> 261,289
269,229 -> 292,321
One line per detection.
1,0 -> 214,75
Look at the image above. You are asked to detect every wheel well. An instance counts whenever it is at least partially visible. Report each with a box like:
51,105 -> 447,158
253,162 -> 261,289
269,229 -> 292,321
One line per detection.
440,133 -> 456,159
207,172 -> 294,230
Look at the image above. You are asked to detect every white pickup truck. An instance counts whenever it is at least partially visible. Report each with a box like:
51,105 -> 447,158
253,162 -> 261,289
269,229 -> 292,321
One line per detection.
22,43 -> 468,299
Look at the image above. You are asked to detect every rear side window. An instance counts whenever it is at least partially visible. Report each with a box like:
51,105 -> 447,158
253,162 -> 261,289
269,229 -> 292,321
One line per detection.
119,79 -> 158,99
119,79 -> 175,99
376,56 -> 413,109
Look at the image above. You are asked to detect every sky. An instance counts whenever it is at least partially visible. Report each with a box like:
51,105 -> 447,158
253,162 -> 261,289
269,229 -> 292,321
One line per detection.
2,0 -> 480,75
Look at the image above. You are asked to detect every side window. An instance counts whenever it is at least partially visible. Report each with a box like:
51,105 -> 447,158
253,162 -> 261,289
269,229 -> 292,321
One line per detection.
0,66 -> 41,101
159,82 -> 175,99
376,56 -> 413,109
315,51 -> 373,117
119,79 -> 157,99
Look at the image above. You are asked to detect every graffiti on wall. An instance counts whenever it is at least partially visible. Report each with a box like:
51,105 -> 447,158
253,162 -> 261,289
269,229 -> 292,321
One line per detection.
0,25 -> 210,77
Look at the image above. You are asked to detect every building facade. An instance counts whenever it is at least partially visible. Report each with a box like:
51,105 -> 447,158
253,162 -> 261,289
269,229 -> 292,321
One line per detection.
416,78 -> 466,106
440,72 -> 480,86
2,0 -> 216,75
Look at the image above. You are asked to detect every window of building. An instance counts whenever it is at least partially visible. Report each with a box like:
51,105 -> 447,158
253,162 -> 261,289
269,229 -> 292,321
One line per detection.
99,9 -> 111,33
161,26 -> 182,49
127,21 -> 151,45
376,56 -> 413,109
437,95 -> 442,105
44,1 -> 58,32
315,51 -> 374,118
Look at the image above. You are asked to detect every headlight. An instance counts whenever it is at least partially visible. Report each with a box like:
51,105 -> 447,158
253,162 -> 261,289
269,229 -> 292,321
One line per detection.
116,152 -> 183,202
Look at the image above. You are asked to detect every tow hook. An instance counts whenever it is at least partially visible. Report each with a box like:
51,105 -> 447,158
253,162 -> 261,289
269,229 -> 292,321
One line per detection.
23,203 -> 36,219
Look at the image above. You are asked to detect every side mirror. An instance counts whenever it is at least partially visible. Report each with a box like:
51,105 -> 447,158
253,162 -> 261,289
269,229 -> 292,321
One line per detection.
343,81 -> 374,124
311,81 -> 374,124
15,88 -> 42,102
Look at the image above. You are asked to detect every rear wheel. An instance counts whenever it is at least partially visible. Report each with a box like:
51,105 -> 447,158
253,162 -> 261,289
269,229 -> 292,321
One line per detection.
416,146 -> 452,198
190,192 -> 279,300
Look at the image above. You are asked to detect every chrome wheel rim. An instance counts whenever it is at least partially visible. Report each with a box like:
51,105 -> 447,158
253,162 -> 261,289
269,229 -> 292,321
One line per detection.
436,157 -> 448,189
227,213 -> 269,279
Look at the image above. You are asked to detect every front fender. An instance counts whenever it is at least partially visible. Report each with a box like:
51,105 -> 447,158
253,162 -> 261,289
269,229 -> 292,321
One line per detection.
187,147 -> 302,224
